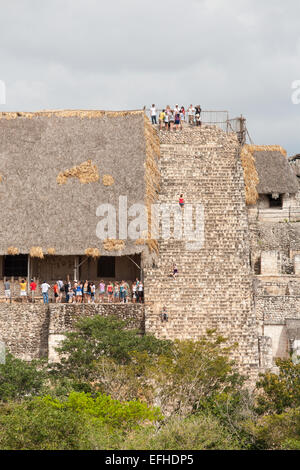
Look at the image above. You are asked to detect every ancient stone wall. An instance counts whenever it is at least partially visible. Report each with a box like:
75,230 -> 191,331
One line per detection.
0,303 -> 144,361
0,303 -> 49,360
144,126 -> 259,379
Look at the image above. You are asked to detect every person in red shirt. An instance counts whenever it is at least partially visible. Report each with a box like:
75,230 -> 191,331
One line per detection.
30,279 -> 37,303
53,283 -> 59,303
179,194 -> 184,208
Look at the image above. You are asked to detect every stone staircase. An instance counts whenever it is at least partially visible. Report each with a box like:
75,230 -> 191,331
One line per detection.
144,126 -> 259,378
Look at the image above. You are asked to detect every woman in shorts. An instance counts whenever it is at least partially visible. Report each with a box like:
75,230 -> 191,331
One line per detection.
114,282 -> 120,303
19,279 -> 27,303
53,283 -> 59,303
76,283 -> 83,303
99,280 -> 105,302
179,194 -> 184,208
107,282 -> 113,302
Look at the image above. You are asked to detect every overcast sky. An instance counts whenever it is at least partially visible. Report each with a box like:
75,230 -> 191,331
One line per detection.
0,0 -> 299,154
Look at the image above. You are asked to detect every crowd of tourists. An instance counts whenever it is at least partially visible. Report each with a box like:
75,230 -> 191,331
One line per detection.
3,278 -> 144,305
150,104 -> 202,130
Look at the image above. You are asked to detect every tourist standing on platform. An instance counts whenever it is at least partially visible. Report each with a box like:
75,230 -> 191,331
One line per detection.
169,110 -> 174,131
83,280 -> 89,303
179,194 -> 185,208
29,279 -> 37,303
164,109 -> 169,130
137,282 -> 144,303
132,281 -> 137,303
150,104 -> 157,125
41,281 -> 50,304
195,105 -> 202,126
188,104 -> 195,124
99,280 -> 105,302
90,282 -> 95,303
180,106 -> 185,126
107,282 -> 113,302
114,282 -> 120,303
174,107 -> 181,131
159,109 -> 165,130
76,282 -> 83,303
53,282 -> 59,303
64,280 -> 70,303
4,280 -> 10,302
19,279 -> 27,303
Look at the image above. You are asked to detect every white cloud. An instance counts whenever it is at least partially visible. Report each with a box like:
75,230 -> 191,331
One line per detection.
0,0 -> 299,153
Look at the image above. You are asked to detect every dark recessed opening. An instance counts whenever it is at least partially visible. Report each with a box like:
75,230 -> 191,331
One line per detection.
267,194 -> 283,208
4,254 -> 28,277
97,256 -> 116,278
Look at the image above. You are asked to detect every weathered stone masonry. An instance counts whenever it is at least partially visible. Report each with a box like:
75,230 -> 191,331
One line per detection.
144,127 -> 259,378
0,303 -> 145,361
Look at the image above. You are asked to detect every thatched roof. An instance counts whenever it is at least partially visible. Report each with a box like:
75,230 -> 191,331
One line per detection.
288,154 -> 300,177
241,145 -> 299,204
0,110 -> 160,256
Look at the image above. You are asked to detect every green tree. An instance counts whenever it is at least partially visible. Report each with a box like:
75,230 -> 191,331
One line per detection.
0,353 -> 45,402
0,392 -> 162,450
246,408 -> 300,450
256,359 -> 300,414
52,315 -> 171,383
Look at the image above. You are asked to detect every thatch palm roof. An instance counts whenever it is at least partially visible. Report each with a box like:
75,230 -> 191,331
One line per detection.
241,145 -> 299,205
0,110 -> 160,256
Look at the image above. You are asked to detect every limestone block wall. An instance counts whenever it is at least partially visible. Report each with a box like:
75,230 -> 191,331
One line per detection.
48,303 -> 145,362
0,303 -> 144,361
144,126 -> 259,378
0,304 -> 49,360
256,295 -> 300,360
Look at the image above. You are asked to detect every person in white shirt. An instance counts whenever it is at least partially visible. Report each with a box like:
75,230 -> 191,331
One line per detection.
188,104 -> 195,125
41,281 -> 51,304
150,104 -> 157,125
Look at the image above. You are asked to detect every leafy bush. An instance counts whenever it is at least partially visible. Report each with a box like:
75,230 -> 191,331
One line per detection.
122,414 -> 241,450
0,353 -> 45,402
247,408 -> 300,450
52,316 -> 171,381
43,391 -> 162,430
256,359 -> 300,414
0,391 -> 162,450
0,400 -> 87,450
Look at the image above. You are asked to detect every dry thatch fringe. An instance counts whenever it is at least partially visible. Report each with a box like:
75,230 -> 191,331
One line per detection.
143,114 -> 161,250
57,159 -> 100,185
30,247 -> 44,259
102,174 -> 114,186
135,238 -> 159,254
7,246 -> 19,255
240,146 -> 260,205
103,239 -> 125,251
246,144 -> 287,158
0,110 -> 144,120
85,247 -> 101,258
47,248 -> 56,255
240,145 -> 288,205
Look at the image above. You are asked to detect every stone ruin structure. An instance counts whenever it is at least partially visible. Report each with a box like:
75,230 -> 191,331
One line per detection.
0,109 -> 299,381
